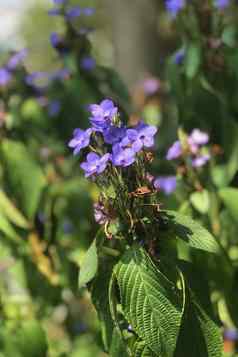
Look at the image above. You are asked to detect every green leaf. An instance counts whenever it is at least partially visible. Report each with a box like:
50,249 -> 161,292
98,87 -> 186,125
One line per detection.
185,44 -> 201,79
91,257 -> 115,351
219,188 -> 238,223
190,190 -> 210,214
17,320 -> 48,357
163,210 -> 219,254
0,190 -> 29,229
222,26 -> 237,47
0,213 -> 20,242
1,140 -> 46,219
109,328 -> 129,357
78,239 -> 98,289
114,245 -> 184,357
132,340 -> 157,357
175,262 -> 222,357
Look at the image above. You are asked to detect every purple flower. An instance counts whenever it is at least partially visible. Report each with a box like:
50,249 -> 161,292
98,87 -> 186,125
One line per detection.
80,152 -> 110,177
192,154 -> 210,168
112,145 -> 136,167
214,0 -> 230,9
65,6 -> 81,19
103,126 -> 126,145
80,56 -> 96,71
82,7 -> 95,16
165,0 -> 186,17
48,100 -> 61,117
154,176 -> 177,195
51,68 -> 70,81
25,71 -> 49,88
0,68 -> 12,86
50,32 -> 62,48
53,0 -> 65,4
124,122 -> 157,153
189,129 -> 209,146
68,128 -> 92,155
224,329 -> 238,341
174,48 -> 185,65
166,140 -> 182,160
89,99 -> 118,132
94,202 -> 107,225
143,78 -> 160,95
7,49 -> 27,70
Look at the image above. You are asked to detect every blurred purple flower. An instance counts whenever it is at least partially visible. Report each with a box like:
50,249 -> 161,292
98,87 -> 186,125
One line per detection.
7,49 -> 27,70
66,6 -> 81,19
103,126 -> 126,145
78,27 -> 94,35
82,7 -> 95,16
189,129 -> 209,146
124,122 -> 157,152
68,128 -> 92,155
143,78 -> 160,95
166,0 -> 186,17
51,68 -> 70,81
25,71 -> 48,88
192,154 -> 210,167
166,140 -> 182,160
48,100 -> 61,117
0,68 -> 12,86
214,0 -> 230,9
224,328 -> 238,341
80,56 -> 96,71
53,0 -> 65,4
112,145 -> 136,167
80,152 -> 110,177
174,48 -> 185,65
37,96 -> 48,107
89,99 -> 118,132
50,32 -> 62,48
94,202 -> 107,225
154,176 -> 177,195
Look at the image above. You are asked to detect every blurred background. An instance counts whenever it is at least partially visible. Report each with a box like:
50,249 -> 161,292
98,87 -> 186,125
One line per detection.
1,0 -> 238,356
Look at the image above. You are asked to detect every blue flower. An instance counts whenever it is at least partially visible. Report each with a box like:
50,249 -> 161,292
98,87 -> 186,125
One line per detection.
48,100 -> 61,117
103,126 -> 126,145
0,68 -> 12,86
7,49 -> 27,70
89,99 -> 118,132
94,202 -> 107,224
214,0 -> 230,9
154,176 -> 177,195
123,122 -> 157,153
174,48 -> 185,65
53,0 -> 65,4
65,6 -> 81,19
80,152 -> 110,177
82,7 -> 95,16
111,144 -> 136,167
165,0 -> 185,17
50,32 -> 62,48
166,140 -> 182,160
68,128 -> 92,155
80,56 -> 96,71
192,154 -> 210,168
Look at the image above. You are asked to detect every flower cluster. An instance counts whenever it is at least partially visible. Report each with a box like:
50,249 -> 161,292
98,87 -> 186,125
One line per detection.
48,0 -> 95,22
68,99 -> 158,177
167,129 -> 210,168
215,0 -> 230,9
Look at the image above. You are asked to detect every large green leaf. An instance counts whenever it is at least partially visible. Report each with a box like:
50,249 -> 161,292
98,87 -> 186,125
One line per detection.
109,328 -> 129,357
219,188 -> 238,223
1,140 -> 46,219
78,239 -> 98,289
17,320 -> 48,357
175,262 -> 222,357
132,340 -> 157,357
162,210 -> 219,254
114,245 -> 184,357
